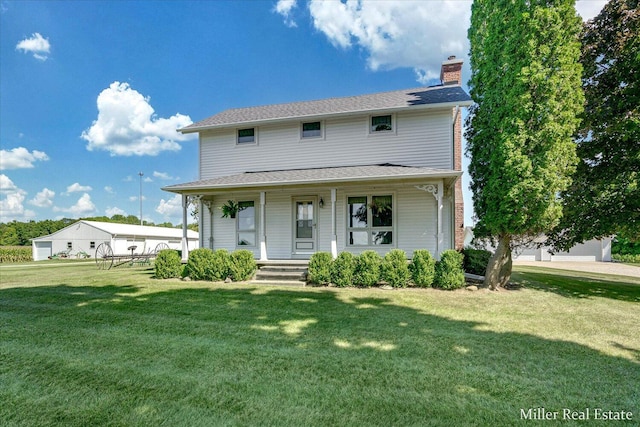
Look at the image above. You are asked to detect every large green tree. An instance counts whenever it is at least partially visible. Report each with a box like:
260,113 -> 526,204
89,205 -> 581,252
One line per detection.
552,0 -> 639,249
466,0 -> 584,289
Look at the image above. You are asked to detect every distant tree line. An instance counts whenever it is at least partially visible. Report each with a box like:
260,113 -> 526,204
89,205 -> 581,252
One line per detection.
0,215 -> 198,246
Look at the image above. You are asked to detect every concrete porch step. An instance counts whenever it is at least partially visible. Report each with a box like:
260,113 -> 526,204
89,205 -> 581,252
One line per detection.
252,260 -> 309,286
254,270 -> 306,281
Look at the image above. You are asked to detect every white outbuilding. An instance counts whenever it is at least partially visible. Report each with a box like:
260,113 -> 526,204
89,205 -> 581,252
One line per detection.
31,220 -> 199,261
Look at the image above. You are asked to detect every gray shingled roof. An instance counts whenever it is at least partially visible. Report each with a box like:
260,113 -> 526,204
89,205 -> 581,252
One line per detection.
163,164 -> 461,193
180,85 -> 471,133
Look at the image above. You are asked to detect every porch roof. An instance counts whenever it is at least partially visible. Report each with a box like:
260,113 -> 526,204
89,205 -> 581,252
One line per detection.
163,164 -> 461,194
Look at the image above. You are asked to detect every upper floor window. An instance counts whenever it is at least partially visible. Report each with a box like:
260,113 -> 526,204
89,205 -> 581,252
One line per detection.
301,121 -> 322,139
371,115 -> 393,132
237,128 -> 256,144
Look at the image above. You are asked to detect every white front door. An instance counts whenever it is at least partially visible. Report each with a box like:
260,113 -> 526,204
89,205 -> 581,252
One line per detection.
293,197 -> 317,255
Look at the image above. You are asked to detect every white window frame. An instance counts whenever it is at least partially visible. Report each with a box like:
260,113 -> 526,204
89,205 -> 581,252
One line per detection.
237,127 -> 258,145
346,193 -> 395,247
369,114 -> 396,135
236,200 -> 257,248
300,120 -> 324,141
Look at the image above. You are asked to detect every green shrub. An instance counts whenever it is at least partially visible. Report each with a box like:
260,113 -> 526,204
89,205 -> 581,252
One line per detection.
381,249 -> 410,288
0,246 -> 32,263
434,249 -> 466,290
209,249 -> 232,281
612,234 -> 640,255
154,249 -> 182,279
230,250 -> 257,281
409,249 -> 436,287
612,253 -> 640,264
461,248 -> 492,276
308,252 -> 333,284
354,250 -> 382,287
186,248 -> 215,281
331,251 -> 356,287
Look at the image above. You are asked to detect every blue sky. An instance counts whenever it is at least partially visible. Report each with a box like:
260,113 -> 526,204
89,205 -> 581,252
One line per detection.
0,0 -> 605,226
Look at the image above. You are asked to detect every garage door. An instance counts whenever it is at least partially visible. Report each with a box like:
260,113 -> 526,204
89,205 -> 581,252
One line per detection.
34,241 -> 52,261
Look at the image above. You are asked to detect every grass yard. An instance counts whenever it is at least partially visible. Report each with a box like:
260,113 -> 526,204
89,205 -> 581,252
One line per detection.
1,263 -> 639,426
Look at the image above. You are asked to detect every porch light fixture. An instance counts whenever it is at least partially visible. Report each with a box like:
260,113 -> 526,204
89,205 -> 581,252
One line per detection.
319,197 -> 324,208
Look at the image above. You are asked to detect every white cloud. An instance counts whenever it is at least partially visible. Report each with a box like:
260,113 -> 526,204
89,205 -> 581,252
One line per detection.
275,0 -> 298,27
29,188 -> 55,208
0,147 -> 49,170
104,186 -> 115,194
0,174 -> 17,193
16,32 -> 51,61
0,175 -> 35,221
156,194 -> 183,219
129,195 -> 147,202
306,0 -> 471,84
153,171 -> 175,180
53,193 -> 97,217
81,82 -> 196,156
65,182 -> 92,194
105,206 -> 127,217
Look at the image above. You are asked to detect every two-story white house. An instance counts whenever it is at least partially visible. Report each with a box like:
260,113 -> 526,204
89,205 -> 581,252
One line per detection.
164,57 -> 471,261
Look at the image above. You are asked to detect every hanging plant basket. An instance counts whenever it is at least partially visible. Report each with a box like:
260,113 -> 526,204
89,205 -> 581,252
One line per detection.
221,200 -> 239,218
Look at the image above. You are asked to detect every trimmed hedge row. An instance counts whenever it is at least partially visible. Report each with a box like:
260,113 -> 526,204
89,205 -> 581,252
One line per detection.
612,253 -> 640,264
154,248 -> 257,281
308,249 -> 467,289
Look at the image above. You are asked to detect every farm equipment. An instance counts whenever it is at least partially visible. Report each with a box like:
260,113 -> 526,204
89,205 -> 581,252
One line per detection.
94,242 -> 170,270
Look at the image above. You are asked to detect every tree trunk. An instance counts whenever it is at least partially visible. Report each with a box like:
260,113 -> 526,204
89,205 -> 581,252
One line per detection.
484,234 -> 513,290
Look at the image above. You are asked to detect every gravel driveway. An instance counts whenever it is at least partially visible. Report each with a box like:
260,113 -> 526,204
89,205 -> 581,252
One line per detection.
514,261 -> 639,278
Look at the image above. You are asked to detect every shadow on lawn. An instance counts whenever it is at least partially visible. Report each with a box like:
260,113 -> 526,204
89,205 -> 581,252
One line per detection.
512,269 -> 640,303
2,283 -> 639,425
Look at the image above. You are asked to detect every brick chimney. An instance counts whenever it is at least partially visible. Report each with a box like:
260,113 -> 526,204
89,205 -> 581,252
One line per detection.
440,55 -> 463,85
439,55 -> 466,249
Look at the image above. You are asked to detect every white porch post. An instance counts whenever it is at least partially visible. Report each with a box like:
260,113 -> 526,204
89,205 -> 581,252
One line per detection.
330,188 -> 337,258
260,191 -> 267,260
181,194 -> 189,262
415,183 -> 444,259
436,182 -> 444,259
203,199 -> 214,249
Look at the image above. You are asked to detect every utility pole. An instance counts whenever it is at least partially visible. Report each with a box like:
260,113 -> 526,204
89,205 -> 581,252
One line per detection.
138,172 -> 144,226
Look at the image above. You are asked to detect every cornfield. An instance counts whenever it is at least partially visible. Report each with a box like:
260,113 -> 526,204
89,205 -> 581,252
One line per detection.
0,246 -> 33,263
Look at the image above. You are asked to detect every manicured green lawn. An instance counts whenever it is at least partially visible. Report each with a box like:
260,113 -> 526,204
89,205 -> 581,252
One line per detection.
1,263 -> 638,426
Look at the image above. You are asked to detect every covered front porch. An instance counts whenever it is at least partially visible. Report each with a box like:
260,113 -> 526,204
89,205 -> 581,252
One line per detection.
163,164 -> 461,261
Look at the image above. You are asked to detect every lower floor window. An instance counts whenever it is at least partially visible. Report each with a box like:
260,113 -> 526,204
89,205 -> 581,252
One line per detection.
237,201 -> 256,246
347,195 -> 393,246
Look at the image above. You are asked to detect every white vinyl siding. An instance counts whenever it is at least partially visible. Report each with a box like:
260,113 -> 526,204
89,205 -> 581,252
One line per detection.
200,182 -> 449,260
199,110 -> 452,180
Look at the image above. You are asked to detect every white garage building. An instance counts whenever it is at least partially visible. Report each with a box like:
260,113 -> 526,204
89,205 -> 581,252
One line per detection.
32,220 -> 199,261
463,227 -> 612,262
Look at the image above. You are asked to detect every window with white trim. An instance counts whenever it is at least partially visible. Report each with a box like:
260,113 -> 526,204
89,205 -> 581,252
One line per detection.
347,195 -> 393,246
301,121 -> 322,139
237,128 -> 256,144
370,115 -> 393,133
237,200 -> 256,246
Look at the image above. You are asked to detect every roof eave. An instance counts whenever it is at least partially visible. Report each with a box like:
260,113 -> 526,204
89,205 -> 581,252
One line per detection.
178,100 -> 473,134
162,170 -> 462,194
